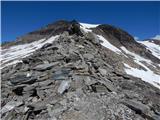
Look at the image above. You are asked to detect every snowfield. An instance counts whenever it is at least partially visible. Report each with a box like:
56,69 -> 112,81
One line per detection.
80,23 -> 99,33
138,41 -> 160,60
1,35 -> 59,69
124,63 -> 160,89
121,46 -> 160,89
97,35 -> 122,54
80,23 -> 99,28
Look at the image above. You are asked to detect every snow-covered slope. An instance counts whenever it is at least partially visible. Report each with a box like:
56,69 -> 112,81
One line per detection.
138,40 -> 160,59
1,21 -> 160,90
97,35 -> 122,54
1,35 -> 59,69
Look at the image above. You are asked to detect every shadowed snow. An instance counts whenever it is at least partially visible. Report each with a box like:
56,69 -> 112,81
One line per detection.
138,41 -> 160,59
97,35 -> 122,54
80,23 -> 99,33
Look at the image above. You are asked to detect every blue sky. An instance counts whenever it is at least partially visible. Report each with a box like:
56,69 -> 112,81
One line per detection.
1,1 -> 160,42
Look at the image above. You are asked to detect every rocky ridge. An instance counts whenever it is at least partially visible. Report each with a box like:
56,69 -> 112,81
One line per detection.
1,20 -> 160,120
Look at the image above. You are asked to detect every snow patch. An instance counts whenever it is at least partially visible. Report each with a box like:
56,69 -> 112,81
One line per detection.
134,36 -> 139,40
152,35 -> 160,40
80,23 -> 99,33
124,63 -> 160,89
80,23 -> 99,28
1,35 -> 59,69
121,46 -> 160,89
120,46 -> 152,65
80,26 -> 92,33
97,35 -> 122,54
138,41 -> 160,59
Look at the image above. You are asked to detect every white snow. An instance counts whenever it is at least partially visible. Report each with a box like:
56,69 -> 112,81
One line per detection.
152,35 -> 160,40
134,36 -> 139,40
80,26 -> 92,33
124,63 -> 160,89
97,35 -> 122,54
121,46 -> 160,89
120,46 -> 152,65
80,23 -> 99,28
1,35 -> 59,69
80,23 -> 99,33
138,41 -> 160,59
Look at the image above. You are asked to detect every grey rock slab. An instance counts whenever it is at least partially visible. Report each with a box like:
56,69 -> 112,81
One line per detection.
84,76 -> 97,86
38,80 -> 53,87
58,80 -> 71,94
100,79 -> 116,92
122,99 -> 156,120
83,53 -> 94,60
46,104 -> 57,120
1,101 -> 23,115
98,68 -> 107,76
52,68 -> 72,80
10,75 -> 36,85
33,62 -> 59,71
27,95 -> 60,111
91,83 -> 108,93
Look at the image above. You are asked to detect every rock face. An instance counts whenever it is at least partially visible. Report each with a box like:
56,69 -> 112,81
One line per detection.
1,20 -> 160,120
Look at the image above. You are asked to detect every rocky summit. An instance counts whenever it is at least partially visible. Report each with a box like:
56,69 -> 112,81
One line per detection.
1,20 -> 160,120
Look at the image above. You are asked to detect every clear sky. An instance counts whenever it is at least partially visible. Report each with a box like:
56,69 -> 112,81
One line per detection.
1,1 -> 160,42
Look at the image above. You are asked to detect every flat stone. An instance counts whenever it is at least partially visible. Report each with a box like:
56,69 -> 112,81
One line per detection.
84,76 -> 97,86
90,82 -> 108,93
85,32 -> 100,44
100,79 -> 116,92
33,62 -> 59,71
38,80 -> 53,87
46,104 -> 57,120
122,99 -> 155,120
83,53 -> 94,60
10,75 -> 36,85
58,80 -> 70,94
98,68 -> 107,76
22,86 -> 38,97
52,68 -> 71,80
1,101 -> 23,115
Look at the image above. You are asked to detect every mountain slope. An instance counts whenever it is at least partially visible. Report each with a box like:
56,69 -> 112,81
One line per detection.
1,20 -> 160,120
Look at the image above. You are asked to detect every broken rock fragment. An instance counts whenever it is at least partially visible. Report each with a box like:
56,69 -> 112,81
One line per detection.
58,80 -> 70,94
10,75 -> 36,85
52,68 -> 72,80
1,101 -> 23,115
33,62 -> 59,71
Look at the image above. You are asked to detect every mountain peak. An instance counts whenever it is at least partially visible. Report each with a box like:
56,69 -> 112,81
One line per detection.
1,20 -> 160,120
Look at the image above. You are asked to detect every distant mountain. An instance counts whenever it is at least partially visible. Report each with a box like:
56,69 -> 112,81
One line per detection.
1,20 -> 160,120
